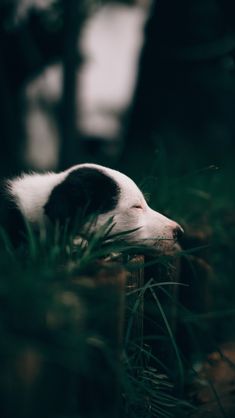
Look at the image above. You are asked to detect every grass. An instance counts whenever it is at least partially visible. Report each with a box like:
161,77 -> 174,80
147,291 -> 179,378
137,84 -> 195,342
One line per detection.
0,144 -> 235,417
130,143 -> 235,414
0,217 -> 192,418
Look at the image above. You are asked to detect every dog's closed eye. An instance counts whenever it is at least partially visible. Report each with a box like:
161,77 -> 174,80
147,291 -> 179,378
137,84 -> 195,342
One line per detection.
131,204 -> 143,210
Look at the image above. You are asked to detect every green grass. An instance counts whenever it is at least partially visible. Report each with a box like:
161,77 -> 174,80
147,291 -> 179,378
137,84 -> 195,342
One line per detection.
0,143 -> 235,417
0,219 -> 192,418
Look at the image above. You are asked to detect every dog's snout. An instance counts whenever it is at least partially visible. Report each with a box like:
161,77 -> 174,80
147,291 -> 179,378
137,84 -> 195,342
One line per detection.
173,225 -> 184,242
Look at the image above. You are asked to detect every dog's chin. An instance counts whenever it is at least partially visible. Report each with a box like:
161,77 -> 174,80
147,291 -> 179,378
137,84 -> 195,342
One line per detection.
120,238 -> 181,257
72,234 -> 181,259
141,239 -> 181,257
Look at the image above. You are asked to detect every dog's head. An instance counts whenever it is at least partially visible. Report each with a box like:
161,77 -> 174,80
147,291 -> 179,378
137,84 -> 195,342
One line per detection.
43,164 -> 183,252
7,163 -> 183,251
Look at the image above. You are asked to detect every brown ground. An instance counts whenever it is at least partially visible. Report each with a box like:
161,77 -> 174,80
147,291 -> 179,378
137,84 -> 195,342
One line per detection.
188,342 -> 235,418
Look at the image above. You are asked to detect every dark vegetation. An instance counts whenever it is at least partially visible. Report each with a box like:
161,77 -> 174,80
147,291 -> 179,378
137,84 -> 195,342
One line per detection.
1,0 -> 235,417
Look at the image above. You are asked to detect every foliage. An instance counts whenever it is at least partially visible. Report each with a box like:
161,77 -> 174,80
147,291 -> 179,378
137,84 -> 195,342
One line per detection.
0,218 -> 192,418
0,148 -> 235,416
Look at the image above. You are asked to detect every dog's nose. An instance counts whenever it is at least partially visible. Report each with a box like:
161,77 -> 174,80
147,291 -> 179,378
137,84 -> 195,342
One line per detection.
173,225 -> 184,242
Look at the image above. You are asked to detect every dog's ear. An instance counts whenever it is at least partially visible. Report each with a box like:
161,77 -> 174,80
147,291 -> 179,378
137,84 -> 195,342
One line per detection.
44,167 -> 119,224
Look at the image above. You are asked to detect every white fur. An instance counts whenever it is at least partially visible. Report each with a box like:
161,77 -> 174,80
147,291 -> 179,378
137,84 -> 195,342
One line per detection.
7,171 -> 66,226
7,164 -> 182,251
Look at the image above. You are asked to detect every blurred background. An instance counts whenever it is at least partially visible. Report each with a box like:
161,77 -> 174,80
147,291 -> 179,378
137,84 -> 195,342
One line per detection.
1,1 -> 235,416
0,0 -> 149,175
1,0 -> 235,177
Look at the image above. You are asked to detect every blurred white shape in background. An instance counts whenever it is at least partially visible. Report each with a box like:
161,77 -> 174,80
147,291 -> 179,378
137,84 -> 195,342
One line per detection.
24,64 -> 62,169
23,3 -> 149,169
79,3 -> 147,139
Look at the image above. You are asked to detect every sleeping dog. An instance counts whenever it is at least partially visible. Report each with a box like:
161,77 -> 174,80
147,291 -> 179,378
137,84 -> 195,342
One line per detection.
1,163 -> 183,250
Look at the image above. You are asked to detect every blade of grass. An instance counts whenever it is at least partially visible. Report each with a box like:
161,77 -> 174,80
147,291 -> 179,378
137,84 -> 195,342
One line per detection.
149,286 -> 184,392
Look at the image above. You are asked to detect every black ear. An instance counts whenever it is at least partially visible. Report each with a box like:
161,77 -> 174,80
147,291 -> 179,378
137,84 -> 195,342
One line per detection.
44,167 -> 120,224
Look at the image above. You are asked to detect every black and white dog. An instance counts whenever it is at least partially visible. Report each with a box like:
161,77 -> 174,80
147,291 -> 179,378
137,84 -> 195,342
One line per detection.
1,164 -> 183,250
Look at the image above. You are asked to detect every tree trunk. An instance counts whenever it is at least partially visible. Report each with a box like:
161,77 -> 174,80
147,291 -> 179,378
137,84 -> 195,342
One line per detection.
60,0 -> 85,170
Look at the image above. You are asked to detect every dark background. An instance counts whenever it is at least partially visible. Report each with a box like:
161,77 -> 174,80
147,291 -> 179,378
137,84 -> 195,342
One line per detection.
1,0 -> 235,176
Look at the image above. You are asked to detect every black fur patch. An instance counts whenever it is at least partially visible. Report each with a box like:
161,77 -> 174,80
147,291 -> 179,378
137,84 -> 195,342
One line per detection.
0,182 -> 27,247
44,167 -> 120,224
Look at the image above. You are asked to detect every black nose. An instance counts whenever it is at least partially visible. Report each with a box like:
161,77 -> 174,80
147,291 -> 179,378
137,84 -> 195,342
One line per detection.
173,226 -> 184,242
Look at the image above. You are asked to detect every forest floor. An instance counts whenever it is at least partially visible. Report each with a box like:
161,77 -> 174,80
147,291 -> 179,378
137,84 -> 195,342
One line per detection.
187,343 -> 235,417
